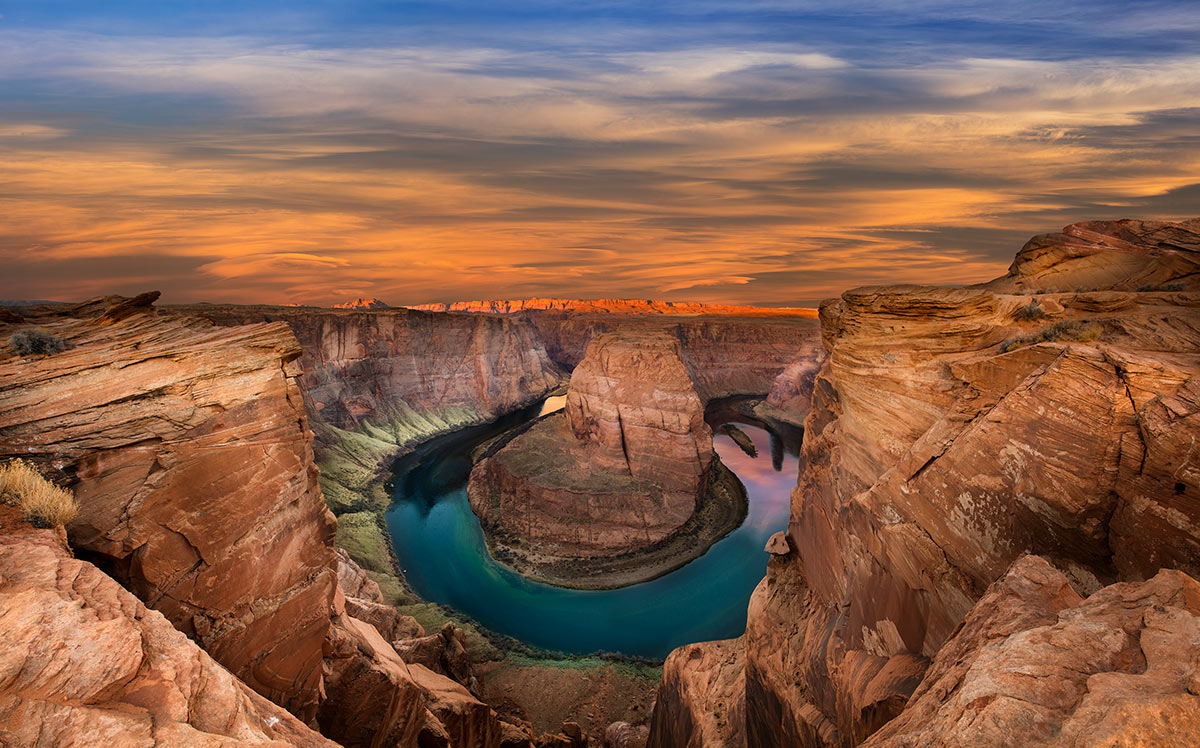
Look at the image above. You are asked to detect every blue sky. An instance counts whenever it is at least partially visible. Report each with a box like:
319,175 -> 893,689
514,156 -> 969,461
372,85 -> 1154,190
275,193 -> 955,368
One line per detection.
1,1 -> 1198,304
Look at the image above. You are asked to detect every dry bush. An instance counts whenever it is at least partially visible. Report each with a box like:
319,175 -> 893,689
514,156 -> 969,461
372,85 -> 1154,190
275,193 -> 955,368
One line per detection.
9,328 -> 73,357
1013,300 -> 1047,321
0,459 -> 78,528
999,320 -> 1104,353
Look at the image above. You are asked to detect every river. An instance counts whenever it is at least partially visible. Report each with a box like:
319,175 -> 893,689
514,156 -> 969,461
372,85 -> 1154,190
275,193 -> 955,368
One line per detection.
384,401 -> 798,659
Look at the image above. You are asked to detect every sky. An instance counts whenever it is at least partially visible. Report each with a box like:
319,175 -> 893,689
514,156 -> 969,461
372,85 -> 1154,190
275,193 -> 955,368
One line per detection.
1,1 -> 1198,307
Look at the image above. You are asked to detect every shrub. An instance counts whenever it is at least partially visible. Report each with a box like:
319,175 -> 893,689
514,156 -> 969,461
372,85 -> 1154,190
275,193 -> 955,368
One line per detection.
999,320 -> 1103,353
1014,300 -> 1047,322
9,328 -> 73,357
0,459 -> 78,528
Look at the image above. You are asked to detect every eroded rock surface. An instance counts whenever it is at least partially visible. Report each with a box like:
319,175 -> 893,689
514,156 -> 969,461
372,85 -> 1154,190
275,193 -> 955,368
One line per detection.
0,510 -> 338,748
862,555 -> 1200,748
468,332 -> 744,586
0,300 -> 337,719
649,218 -> 1200,747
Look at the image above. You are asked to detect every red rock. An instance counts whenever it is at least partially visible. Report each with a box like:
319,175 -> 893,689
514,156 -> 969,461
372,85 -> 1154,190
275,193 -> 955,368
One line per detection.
648,638 -> 746,748
467,331 -> 741,585
648,218 -> 1200,747
862,555 -> 1200,748
333,297 -> 391,309
0,511 -> 337,748
319,606 -> 527,748
0,298 -> 337,720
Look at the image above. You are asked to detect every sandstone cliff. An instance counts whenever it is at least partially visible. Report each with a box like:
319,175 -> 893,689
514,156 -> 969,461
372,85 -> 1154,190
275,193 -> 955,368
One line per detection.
0,506 -> 338,748
175,305 -> 565,505
468,331 -> 745,587
649,217 -> 1200,747
0,297 -> 337,720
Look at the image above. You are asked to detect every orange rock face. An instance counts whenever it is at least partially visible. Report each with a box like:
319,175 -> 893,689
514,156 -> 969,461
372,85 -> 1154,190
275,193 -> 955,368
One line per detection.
468,332 -> 723,581
565,332 -> 713,496
649,218 -> 1200,747
0,510 -> 338,748
0,301 -> 337,720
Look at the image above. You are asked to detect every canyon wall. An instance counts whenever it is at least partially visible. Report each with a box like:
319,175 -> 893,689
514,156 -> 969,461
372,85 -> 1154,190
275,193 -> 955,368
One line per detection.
410,297 -> 816,317
650,218 -> 1200,747
522,313 -> 821,401
0,297 -> 337,720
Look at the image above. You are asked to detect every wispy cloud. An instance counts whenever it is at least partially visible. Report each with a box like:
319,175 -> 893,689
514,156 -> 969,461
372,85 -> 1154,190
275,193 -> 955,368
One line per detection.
0,1 -> 1198,305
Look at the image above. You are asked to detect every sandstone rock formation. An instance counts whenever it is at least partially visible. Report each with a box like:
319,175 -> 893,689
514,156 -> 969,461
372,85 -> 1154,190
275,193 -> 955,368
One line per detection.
524,313 -> 821,402
648,638 -> 745,748
565,332 -> 713,497
758,344 -> 828,425
649,218 -> 1200,747
468,331 -> 745,586
862,555 -> 1200,748
0,298 -> 337,719
0,507 -> 338,748
325,547 -> 549,747
175,304 -> 565,509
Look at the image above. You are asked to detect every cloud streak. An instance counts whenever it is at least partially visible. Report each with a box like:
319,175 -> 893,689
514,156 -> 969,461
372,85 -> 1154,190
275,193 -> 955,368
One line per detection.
0,2 -> 1198,306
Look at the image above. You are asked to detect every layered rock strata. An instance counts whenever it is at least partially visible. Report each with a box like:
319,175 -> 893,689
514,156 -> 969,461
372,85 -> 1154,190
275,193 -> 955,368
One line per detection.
0,506 -> 338,748
524,313 -> 821,401
0,297 -> 337,719
468,331 -> 744,587
649,218 -> 1200,747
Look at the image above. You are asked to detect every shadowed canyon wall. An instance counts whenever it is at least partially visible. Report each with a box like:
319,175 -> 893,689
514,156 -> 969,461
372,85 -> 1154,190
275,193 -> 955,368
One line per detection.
649,218 -> 1200,748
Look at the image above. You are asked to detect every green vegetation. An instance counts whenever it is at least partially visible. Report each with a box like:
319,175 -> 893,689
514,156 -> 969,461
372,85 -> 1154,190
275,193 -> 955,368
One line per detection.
335,512 -> 393,574
8,328 -> 73,357
1000,320 -> 1104,353
0,459 -> 78,527
500,653 -> 662,680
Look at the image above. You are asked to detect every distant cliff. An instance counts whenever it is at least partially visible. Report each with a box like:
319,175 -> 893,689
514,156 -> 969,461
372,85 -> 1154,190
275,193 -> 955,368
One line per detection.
409,297 -> 816,317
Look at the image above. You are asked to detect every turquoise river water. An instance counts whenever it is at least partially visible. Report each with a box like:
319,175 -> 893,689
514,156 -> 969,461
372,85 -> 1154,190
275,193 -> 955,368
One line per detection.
384,403 -> 798,659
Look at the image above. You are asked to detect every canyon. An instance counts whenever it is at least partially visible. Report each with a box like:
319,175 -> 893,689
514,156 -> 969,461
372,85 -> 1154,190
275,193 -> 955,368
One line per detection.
0,293 -> 820,746
1,218 -> 1197,747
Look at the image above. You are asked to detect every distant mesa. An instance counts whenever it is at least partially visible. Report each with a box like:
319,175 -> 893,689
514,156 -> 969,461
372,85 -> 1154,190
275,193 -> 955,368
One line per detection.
409,297 -> 815,317
333,297 -> 391,310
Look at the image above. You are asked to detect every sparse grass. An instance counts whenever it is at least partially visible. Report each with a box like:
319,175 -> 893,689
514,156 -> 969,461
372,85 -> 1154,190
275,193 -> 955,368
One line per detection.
1137,281 -> 1187,292
0,459 -> 78,528
1000,320 -> 1104,353
9,328 -> 73,357
1013,300 -> 1047,322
